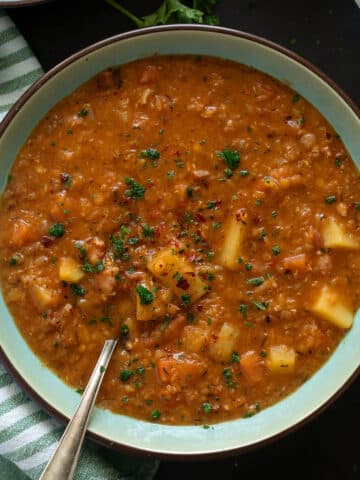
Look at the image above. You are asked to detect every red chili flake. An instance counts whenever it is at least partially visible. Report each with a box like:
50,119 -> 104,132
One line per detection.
42,236 -> 53,247
236,208 -> 247,223
252,214 -> 261,225
120,194 -> 130,204
60,173 -> 70,183
176,278 -> 190,290
195,213 -> 206,223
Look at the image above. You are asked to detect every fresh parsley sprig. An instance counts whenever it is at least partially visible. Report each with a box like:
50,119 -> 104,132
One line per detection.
104,0 -> 219,28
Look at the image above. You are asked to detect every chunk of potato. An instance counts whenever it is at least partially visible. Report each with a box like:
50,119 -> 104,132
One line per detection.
30,284 -> 59,310
267,345 -> 296,374
322,218 -> 360,249
219,212 -> 247,270
135,280 -> 178,321
209,322 -> 240,362
310,286 -> 354,329
10,220 -> 33,248
147,248 -> 208,303
59,257 -> 84,283
181,325 -> 209,353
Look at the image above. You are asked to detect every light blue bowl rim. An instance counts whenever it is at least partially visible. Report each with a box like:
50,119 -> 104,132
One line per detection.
0,25 -> 359,460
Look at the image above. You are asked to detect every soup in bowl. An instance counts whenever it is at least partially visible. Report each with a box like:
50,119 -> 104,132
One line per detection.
0,26 -> 359,457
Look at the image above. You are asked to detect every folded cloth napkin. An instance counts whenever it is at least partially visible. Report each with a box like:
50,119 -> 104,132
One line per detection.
0,11 -> 159,480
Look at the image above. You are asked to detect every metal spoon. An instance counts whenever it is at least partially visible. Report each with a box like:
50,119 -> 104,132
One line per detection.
39,339 -> 118,480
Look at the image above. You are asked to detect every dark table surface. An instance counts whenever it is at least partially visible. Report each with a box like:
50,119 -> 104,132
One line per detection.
6,1 -> 360,479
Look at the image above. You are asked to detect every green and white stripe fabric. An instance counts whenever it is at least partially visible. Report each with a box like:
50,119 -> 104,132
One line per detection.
0,11 -> 42,121
0,11 -> 158,480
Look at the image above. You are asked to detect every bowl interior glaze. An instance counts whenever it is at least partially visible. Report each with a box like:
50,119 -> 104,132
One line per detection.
0,26 -> 359,458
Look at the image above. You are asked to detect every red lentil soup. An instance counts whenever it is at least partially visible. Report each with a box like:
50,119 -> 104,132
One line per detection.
1,55 -> 360,426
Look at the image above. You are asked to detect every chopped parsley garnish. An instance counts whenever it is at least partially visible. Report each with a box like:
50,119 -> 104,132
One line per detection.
120,370 -> 133,382
167,170 -> 176,179
355,202 -> 360,211
75,242 -> 86,257
212,222 -> 221,229
136,367 -> 145,375
64,175 -> 72,188
216,149 -> 240,170
245,263 -> 252,271
120,324 -> 129,338
335,157 -> 343,167
78,108 -> 88,117
142,223 -> 155,239
259,228 -> 267,239
202,402 -> 212,413
140,148 -> 160,160
206,200 -> 218,210
181,293 -> 191,307
271,210 -> 278,218
120,225 -> 130,238
224,168 -> 233,178
272,245 -> 281,256
252,300 -> 269,311
246,277 -> 264,286
110,235 -> 124,253
240,170 -> 249,177
136,285 -> 155,305
151,409 -> 161,420
9,254 -> 21,266
245,321 -> 253,328
222,368 -> 236,388
186,186 -> 193,198
185,212 -> 193,224
325,195 -> 336,204
82,260 -> 104,273
259,350 -> 267,357
292,94 -> 301,103
70,284 -> 86,296
231,351 -> 240,364
48,223 -> 65,237
239,304 -> 247,318
127,235 -> 139,245
124,177 -> 146,199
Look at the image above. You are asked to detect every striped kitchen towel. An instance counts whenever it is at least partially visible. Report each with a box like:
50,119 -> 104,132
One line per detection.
0,10 -> 42,122
0,11 -> 159,480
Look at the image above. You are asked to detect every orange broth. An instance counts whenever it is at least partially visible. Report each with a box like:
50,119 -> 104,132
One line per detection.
1,55 -> 360,425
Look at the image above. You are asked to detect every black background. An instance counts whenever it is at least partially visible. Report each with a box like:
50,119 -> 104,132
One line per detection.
6,1 -> 360,479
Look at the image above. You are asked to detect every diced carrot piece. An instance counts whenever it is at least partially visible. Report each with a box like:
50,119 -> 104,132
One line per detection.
240,351 -> 266,383
282,253 -> 307,271
156,355 -> 206,386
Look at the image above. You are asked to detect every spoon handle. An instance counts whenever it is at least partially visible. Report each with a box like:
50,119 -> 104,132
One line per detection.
39,339 -> 118,480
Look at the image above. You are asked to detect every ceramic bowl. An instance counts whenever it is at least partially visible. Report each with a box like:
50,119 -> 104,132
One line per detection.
0,26 -> 359,459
